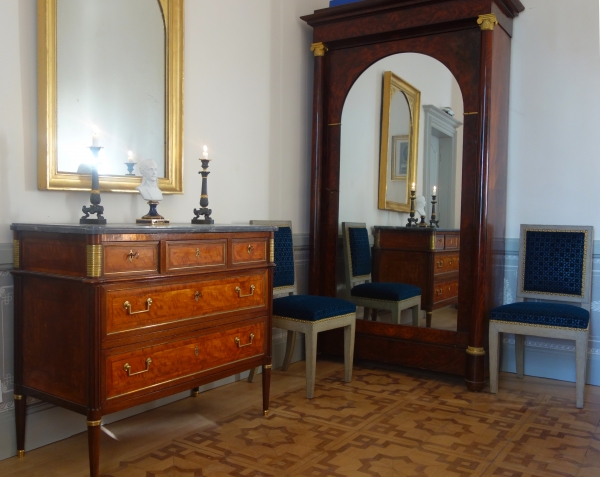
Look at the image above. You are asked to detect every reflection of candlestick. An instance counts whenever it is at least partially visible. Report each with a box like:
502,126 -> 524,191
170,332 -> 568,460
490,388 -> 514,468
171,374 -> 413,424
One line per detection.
429,192 -> 439,228
92,128 -> 100,147
406,189 -> 418,227
411,181 -> 416,192
433,185 -> 437,196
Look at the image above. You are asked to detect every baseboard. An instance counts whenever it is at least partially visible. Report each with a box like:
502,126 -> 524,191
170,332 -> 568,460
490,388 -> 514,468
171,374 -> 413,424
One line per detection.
500,337 -> 600,386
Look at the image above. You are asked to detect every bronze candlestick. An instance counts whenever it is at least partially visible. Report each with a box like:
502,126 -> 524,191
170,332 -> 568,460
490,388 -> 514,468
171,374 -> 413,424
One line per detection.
80,146 -> 106,224
191,155 -> 214,224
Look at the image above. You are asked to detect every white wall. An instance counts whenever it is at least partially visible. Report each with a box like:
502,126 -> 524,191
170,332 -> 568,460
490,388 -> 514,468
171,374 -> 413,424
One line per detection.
0,0 -> 328,244
506,0 -> 600,238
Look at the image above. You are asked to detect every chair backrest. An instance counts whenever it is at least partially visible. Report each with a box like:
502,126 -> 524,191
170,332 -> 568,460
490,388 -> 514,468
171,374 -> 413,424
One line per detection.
341,222 -> 372,290
517,224 -> 594,309
250,220 -> 296,295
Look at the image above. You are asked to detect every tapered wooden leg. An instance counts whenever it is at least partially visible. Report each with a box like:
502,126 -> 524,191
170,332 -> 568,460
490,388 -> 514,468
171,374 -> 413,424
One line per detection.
262,363 -> 271,416
515,334 -> 525,379
488,324 -> 500,394
411,305 -> 419,326
426,311 -> 433,328
575,332 -> 588,409
191,386 -> 200,396
371,309 -> 378,321
14,394 -> 25,458
87,418 -> 101,477
363,307 -> 371,321
304,330 -> 317,399
343,322 -> 355,383
247,368 -> 257,383
391,307 -> 400,325
281,331 -> 296,372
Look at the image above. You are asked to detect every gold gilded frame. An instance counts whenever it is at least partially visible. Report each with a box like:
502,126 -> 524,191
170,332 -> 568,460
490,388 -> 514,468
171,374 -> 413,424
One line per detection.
37,0 -> 184,193
378,71 -> 420,212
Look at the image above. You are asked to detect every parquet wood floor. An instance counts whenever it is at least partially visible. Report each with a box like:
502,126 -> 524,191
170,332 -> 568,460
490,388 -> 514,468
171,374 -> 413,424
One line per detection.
1,359 -> 599,476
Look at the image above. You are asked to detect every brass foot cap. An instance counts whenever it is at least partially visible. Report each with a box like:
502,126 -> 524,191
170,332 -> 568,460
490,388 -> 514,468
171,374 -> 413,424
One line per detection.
17,450 -> 24,458
263,410 -> 269,417
192,391 -> 199,397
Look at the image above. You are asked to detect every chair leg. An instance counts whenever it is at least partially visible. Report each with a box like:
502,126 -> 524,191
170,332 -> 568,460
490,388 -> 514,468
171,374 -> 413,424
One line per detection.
391,307 -> 400,325
515,334 -> 525,379
489,324 -> 500,394
411,305 -> 419,327
281,331 -> 296,372
247,367 -> 257,383
343,321 -> 356,383
371,310 -> 378,321
575,333 -> 588,409
363,307 -> 371,321
304,329 -> 318,399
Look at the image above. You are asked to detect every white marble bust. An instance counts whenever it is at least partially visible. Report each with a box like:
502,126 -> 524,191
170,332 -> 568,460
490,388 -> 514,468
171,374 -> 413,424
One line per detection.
415,195 -> 427,218
136,159 -> 163,201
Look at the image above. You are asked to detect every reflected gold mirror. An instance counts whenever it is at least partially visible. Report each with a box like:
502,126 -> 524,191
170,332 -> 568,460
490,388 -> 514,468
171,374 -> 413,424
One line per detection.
37,0 -> 183,193
378,71 -> 420,212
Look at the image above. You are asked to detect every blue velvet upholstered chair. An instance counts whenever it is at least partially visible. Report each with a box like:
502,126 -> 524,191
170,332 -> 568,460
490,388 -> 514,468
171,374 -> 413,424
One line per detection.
342,222 -> 421,325
489,224 -> 594,408
248,220 -> 356,399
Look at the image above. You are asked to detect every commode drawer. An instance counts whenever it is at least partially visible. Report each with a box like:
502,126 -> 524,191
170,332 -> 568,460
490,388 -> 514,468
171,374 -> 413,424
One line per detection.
444,235 -> 459,250
103,271 -> 268,337
433,280 -> 459,304
105,320 -> 265,400
166,239 -> 227,273
232,238 -> 267,265
433,254 -> 459,275
103,242 -> 159,276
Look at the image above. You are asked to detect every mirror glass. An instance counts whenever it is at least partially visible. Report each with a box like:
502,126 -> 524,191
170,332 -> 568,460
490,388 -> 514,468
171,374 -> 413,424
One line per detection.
56,0 -> 165,177
339,52 -> 463,331
378,72 -> 420,212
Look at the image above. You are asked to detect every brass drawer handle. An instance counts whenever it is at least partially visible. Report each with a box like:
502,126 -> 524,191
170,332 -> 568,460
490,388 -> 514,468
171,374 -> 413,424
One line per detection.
195,248 -> 200,259
123,358 -> 152,376
235,284 -> 256,297
247,244 -> 254,254
194,291 -> 202,302
123,298 -> 153,315
436,261 -> 444,268
234,333 -> 255,348
195,346 -> 199,356
127,250 -> 140,263
435,288 -> 443,296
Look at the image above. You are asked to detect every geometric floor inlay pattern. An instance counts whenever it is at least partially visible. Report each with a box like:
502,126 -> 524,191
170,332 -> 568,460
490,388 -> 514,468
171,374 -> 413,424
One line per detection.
102,364 -> 600,477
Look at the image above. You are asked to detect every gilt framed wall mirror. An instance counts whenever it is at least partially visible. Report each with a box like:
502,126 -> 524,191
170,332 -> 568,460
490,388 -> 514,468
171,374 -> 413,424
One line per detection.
37,0 -> 183,193
378,71 -> 420,213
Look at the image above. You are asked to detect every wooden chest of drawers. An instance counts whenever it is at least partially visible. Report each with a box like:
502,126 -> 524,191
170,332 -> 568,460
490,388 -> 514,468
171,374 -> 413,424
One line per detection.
372,227 -> 460,328
11,223 -> 276,477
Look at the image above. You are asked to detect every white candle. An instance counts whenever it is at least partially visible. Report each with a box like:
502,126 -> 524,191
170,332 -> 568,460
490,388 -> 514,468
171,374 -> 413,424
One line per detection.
202,145 -> 209,159
411,182 -> 416,192
433,185 -> 437,196
92,128 -> 100,147
127,151 -> 134,162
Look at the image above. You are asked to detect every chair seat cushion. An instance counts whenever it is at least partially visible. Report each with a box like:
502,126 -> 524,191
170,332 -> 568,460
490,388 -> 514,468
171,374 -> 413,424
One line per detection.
490,302 -> 590,329
351,282 -> 421,302
273,295 -> 356,322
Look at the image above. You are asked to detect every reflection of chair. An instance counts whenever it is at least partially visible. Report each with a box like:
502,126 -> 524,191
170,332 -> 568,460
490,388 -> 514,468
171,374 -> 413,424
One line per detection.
489,225 -> 594,408
248,220 -> 356,399
342,222 -> 421,325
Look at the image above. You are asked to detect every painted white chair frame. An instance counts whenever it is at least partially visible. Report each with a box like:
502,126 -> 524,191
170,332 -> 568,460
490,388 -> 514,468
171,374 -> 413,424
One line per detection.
248,220 -> 356,399
489,224 -> 594,409
342,222 -> 421,326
